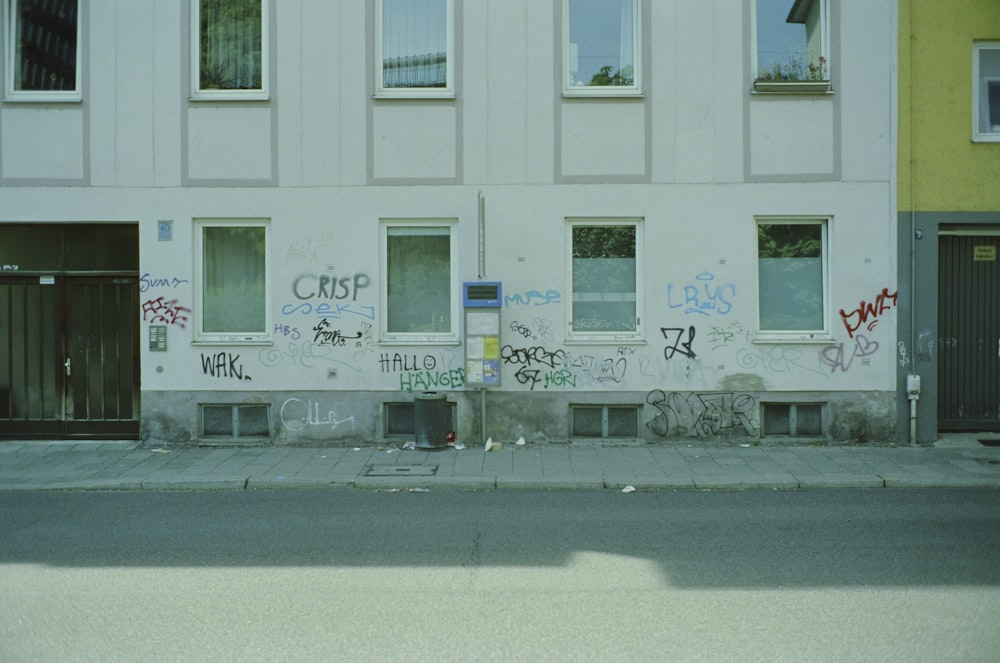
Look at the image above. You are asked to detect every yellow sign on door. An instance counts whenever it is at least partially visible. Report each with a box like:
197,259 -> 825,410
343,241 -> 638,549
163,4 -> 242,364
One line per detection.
973,246 -> 997,261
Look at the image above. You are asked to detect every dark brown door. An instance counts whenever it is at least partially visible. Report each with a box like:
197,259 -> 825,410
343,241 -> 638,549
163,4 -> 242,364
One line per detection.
938,234 -> 1000,431
1,276 -> 139,439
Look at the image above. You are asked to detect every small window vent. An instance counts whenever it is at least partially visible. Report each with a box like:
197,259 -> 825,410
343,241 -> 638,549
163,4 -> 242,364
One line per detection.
384,401 -> 457,438
201,404 -> 270,439
763,403 -> 823,437
571,405 -> 639,439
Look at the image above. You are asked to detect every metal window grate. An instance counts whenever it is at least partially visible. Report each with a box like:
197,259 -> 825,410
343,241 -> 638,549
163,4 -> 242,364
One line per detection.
763,403 -> 823,437
201,404 -> 270,438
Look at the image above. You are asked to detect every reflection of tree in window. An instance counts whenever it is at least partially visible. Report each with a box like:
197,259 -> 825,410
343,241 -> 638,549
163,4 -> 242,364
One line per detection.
199,0 -> 262,90
13,0 -> 78,91
567,0 -> 635,87
757,223 -> 824,331
755,0 -> 827,82
572,225 -> 636,332
387,229 -> 451,333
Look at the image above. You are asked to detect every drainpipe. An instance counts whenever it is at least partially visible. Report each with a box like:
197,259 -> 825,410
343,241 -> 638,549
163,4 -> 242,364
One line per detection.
478,192 -> 487,447
905,2 -> 920,444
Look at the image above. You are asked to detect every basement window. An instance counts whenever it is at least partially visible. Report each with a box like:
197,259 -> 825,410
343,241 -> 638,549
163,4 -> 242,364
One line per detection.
201,403 -> 270,438
384,401 -> 457,438
762,403 -> 823,437
571,405 -> 639,438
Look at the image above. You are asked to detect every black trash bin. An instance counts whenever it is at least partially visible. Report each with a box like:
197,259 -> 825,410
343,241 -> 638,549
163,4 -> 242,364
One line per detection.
414,391 -> 449,449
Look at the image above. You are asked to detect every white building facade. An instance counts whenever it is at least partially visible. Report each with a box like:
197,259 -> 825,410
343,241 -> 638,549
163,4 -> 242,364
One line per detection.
0,0 -> 900,446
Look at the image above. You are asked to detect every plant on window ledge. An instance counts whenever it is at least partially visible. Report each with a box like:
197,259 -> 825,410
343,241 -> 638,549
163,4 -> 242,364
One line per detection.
757,55 -> 827,83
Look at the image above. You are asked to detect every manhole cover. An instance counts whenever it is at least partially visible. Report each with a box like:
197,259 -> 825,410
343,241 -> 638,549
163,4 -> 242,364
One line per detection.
366,465 -> 437,477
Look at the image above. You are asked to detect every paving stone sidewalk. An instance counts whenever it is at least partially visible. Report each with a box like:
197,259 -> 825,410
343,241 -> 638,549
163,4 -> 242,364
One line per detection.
1,437 -> 998,491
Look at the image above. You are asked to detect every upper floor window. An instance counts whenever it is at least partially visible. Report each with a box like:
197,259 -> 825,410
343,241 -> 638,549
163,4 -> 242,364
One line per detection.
753,0 -> 829,93
974,43 -> 1000,142
376,0 -> 453,98
5,0 -> 80,102
567,219 -> 642,341
381,220 -> 458,343
191,0 -> 268,101
563,0 -> 641,97
195,219 -> 270,343
756,218 -> 829,340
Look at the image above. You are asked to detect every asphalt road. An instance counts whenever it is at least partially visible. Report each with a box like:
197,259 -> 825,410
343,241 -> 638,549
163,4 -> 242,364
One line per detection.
2,488 -> 998,662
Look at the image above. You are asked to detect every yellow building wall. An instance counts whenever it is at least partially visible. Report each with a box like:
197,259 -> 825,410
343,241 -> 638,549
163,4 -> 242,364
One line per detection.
898,0 -> 1000,212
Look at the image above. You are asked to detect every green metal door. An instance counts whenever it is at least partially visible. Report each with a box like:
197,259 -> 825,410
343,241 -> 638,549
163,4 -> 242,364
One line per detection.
938,233 -> 1000,431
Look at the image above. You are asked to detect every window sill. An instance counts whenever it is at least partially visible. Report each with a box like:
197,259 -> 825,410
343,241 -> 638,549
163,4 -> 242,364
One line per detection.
374,90 -> 455,101
562,88 -> 644,99
190,91 -> 270,102
972,132 -> 1000,143
379,336 -> 461,346
752,80 -> 832,94
192,337 -> 272,346
3,92 -> 82,103
753,332 -> 833,344
565,335 -> 645,345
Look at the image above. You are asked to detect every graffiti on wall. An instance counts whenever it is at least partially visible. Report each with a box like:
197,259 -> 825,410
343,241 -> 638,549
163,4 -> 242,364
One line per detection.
645,389 -> 759,438
839,287 -> 897,338
279,397 -> 355,433
142,296 -> 192,328
201,352 -> 252,381
292,272 -> 371,302
140,273 -> 189,293
504,289 -> 561,307
667,271 -> 736,317
818,335 -> 879,373
661,326 -> 697,360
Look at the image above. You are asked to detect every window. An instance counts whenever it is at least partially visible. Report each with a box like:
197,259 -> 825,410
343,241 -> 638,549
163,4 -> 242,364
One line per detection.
563,0 -> 640,96
202,403 -> 270,438
568,219 -> 641,340
974,43 -> 1000,142
571,405 -> 639,438
191,0 -> 268,100
381,220 -> 458,342
5,0 -> 80,101
376,0 -> 453,98
756,218 -> 828,339
384,401 -> 457,438
762,403 -> 823,437
195,220 -> 270,343
753,0 -> 829,92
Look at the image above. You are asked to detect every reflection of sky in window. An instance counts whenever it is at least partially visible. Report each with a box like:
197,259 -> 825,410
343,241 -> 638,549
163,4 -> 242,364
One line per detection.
382,0 -> 445,60
568,0 -> 634,85
756,0 -> 806,70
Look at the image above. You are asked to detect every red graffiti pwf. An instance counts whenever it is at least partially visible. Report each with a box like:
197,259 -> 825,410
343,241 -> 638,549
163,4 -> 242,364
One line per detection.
839,287 -> 897,338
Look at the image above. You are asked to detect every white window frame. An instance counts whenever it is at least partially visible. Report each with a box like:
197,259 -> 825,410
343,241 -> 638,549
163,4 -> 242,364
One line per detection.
375,0 -> 454,99
4,0 -> 82,102
562,0 -> 642,98
754,216 -> 831,342
566,217 -> 643,343
751,0 -> 830,94
973,43 -> 1000,142
379,218 -> 459,344
193,218 -> 272,344
190,0 -> 269,101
